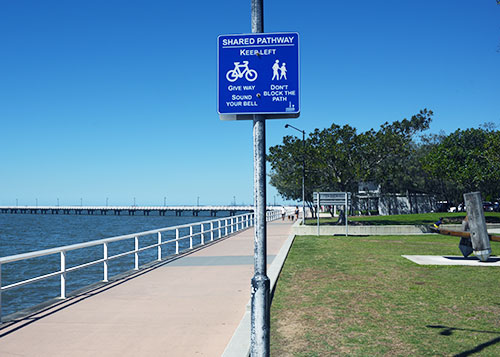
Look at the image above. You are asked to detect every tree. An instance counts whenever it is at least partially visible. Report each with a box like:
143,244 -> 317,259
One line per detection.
367,109 -> 433,193
422,127 -> 500,204
267,109 -> 434,212
268,134 -> 323,216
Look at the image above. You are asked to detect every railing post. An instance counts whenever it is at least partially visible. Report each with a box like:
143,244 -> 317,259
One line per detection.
218,220 -> 222,238
60,251 -> 66,299
103,243 -> 109,282
201,224 -> 205,245
134,236 -> 139,270
210,221 -> 214,241
157,232 -> 162,261
190,226 -> 193,249
225,219 -> 228,236
231,217 -> 234,234
176,229 -> 179,254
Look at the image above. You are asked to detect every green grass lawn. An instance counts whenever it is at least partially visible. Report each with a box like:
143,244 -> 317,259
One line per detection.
271,234 -> 500,356
305,212 -> 500,226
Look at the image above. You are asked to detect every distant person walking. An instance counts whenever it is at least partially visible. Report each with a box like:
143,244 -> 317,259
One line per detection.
295,206 -> 299,221
281,206 -> 286,221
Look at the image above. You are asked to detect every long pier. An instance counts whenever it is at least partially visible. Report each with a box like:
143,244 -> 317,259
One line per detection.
0,205 -> 256,217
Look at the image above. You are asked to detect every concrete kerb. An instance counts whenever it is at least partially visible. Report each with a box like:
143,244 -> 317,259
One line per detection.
222,233 -> 296,357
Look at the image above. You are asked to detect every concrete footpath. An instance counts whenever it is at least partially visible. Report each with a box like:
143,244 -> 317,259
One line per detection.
0,220 -> 294,356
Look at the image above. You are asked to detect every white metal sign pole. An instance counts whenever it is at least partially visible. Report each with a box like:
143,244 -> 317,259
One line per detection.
250,0 -> 270,356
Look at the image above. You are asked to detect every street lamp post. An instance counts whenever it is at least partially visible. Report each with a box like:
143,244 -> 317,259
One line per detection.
285,124 -> 306,223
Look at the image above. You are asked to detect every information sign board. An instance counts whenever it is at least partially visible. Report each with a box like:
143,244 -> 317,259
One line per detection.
313,192 -> 352,206
217,32 -> 300,120
314,192 -> 351,236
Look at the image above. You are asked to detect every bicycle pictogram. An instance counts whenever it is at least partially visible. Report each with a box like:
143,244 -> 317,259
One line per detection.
226,61 -> 258,82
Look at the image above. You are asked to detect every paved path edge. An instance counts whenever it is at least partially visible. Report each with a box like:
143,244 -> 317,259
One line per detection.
222,233 -> 296,357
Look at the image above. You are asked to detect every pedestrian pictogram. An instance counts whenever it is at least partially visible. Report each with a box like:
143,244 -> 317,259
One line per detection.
272,60 -> 287,80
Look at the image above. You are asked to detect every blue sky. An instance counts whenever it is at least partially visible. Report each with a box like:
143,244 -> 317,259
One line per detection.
1,1 -> 499,206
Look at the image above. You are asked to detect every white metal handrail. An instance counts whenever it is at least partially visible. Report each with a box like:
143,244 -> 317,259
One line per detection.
0,209 -> 281,321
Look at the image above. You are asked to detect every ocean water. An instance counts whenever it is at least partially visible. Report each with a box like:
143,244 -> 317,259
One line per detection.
0,211 -> 237,318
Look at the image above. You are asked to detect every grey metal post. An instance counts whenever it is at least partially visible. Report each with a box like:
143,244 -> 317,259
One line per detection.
250,1 -> 270,356
252,114 -> 269,356
317,193 -> 320,236
464,192 -> 491,261
345,193 -> 348,236
302,130 -> 305,224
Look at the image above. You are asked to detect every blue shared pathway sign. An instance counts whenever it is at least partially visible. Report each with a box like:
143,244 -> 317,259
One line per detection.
218,32 -> 300,118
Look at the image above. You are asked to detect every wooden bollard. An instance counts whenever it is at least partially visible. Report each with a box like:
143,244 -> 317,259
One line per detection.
464,192 -> 491,261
